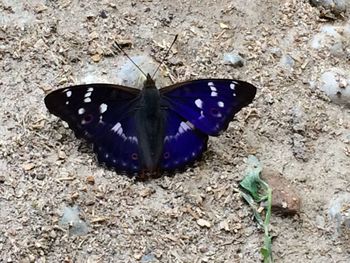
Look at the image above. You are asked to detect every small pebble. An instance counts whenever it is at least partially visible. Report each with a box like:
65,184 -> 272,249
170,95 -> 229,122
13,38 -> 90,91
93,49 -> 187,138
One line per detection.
91,54 -> 102,63
292,133 -> 308,161
219,22 -> 229,29
141,253 -> 156,263
291,106 -> 307,134
134,253 -> 142,260
22,163 -> 35,171
86,175 -> 95,185
36,174 -> 46,180
58,150 -> 66,160
197,218 -> 211,228
280,54 -> 294,70
100,10 -> 108,18
223,52 -> 244,68
319,69 -> 350,107
60,206 -> 89,236
328,192 -> 350,237
309,0 -> 347,16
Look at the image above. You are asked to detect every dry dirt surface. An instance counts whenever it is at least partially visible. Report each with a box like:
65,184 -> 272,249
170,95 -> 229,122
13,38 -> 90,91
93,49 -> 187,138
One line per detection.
1,0 -> 350,262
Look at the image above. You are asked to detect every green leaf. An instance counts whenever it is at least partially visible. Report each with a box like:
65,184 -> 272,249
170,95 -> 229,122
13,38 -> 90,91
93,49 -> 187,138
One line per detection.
240,155 -> 274,263
240,155 -> 264,200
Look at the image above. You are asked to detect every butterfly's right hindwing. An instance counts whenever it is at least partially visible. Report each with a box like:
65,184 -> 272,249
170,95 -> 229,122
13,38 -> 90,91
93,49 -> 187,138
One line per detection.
160,108 -> 208,171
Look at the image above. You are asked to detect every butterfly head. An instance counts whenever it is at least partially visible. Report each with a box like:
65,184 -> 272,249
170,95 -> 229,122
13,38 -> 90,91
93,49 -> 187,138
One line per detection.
143,73 -> 156,89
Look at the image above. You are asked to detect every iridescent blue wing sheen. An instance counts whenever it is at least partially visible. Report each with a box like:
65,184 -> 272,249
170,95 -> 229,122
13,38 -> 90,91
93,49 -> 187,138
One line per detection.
44,84 -> 141,174
160,79 -> 256,136
160,109 -> 208,171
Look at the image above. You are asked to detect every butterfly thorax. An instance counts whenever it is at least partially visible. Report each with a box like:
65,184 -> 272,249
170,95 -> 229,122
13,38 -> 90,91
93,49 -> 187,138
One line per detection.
134,74 -> 165,171
143,73 -> 156,89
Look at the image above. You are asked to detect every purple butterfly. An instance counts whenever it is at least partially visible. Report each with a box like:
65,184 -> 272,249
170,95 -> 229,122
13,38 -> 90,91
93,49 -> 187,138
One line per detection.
45,73 -> 256,178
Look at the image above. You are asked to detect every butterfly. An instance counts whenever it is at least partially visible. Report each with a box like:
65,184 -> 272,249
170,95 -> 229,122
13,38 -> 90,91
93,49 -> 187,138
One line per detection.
45,73 -> 256,178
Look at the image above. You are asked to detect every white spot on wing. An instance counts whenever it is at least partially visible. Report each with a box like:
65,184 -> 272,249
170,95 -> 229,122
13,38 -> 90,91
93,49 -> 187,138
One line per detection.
84,97 -> 91,103
111,122 -> 127,140
210,86 -> 217,92
111,122 -> 122,133
164,121 -> 195,143
99,103 -> 108,114
185,121 -> 195,130
208,82 -> 214,86
117,127 -> 123,136
195,98 -> 203,109
87,87 -> 94,92
128,136 -> 138,144
211,91 -> 218,97
179,121 -> 190,134
66,101 -> 69,105
78,108 -> 85,115
218,101 -> 224,108
84,92 -> 92,98
66,90 -> 72,97
230,83 -> 236,90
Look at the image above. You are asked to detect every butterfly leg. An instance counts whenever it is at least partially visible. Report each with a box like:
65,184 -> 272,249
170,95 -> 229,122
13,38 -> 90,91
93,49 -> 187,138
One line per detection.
150,167 -> 162,179
137,169 -> 148,181
137,167 -> 162,180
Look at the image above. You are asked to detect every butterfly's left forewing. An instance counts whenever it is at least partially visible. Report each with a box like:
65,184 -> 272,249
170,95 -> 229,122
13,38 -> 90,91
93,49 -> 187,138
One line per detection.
45,84 -> 142,174
160,79 -> 256,136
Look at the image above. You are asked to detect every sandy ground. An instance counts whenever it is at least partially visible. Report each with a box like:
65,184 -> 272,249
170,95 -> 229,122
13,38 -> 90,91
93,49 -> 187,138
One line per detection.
1,0 -> 350,262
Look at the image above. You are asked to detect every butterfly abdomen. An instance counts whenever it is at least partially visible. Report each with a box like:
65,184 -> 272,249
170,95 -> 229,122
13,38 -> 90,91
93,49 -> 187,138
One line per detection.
135,84 -> 165,171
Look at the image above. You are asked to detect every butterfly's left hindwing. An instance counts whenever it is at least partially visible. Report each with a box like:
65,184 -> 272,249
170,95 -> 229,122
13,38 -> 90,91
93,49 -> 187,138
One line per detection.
45,84 -> 142,174
160,79 -> 256,136
93,115 -> 141,174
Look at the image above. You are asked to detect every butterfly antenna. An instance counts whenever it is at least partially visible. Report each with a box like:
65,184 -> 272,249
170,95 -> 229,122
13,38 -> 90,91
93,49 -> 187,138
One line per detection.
151,34 -> 178,78
113,41 -> 148,78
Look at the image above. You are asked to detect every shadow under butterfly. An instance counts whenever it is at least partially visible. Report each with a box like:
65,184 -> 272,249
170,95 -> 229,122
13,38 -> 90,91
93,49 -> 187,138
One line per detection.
44,39 -> 257,179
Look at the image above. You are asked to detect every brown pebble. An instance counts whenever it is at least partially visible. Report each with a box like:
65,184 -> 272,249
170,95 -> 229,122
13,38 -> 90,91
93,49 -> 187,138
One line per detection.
86,175 -> 95,185
91,54 -> 101,62
261,168 -> 301,215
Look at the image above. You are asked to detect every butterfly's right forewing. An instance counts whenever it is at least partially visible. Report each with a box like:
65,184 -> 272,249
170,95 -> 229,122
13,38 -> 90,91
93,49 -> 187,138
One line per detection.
45,84 -> 142,174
